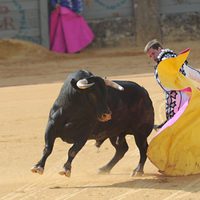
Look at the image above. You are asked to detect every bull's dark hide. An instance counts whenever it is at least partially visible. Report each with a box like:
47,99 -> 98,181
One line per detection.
31,70 -> 154,177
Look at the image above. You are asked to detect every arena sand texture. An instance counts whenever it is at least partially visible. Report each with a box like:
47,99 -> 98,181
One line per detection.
0,39 -> 200,200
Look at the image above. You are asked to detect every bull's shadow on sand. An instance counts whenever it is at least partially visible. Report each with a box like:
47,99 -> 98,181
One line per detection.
50,173 -> 200,193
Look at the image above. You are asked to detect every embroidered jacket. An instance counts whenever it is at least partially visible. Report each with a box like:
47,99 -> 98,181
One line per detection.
155,49 -> 200,120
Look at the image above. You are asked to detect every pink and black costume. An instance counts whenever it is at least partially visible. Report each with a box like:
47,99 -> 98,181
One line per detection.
49,0 -> 94,53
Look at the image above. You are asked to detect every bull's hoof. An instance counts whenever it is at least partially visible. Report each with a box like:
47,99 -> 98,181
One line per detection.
31,166 -> 44,175
59,169 -> 71,177
131,170 -> 144,177
98,167 -> 110,174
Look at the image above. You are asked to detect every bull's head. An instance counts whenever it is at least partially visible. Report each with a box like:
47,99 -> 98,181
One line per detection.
71,76 -> 124,122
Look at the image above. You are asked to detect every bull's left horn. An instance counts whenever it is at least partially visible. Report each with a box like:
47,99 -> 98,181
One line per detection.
77,78 -> 95,89
104,79 -> 124,91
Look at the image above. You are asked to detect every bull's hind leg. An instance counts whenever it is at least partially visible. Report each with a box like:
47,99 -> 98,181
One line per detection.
31,120 -> 56,175
59,137 -> 87,177
98,135 -> 128,174
131,129 -> 150,176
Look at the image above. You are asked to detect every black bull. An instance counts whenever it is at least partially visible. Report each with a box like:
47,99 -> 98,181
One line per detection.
31,70 -> 154,177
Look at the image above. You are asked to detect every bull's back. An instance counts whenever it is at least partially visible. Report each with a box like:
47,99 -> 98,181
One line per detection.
106,81 -> 154,134
107,81 -> 153,110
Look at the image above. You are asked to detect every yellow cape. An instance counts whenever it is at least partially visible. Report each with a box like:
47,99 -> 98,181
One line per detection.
147,50 -> 200,176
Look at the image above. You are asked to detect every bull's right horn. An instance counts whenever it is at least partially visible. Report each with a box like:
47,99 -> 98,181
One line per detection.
77,78 -> 95,89
104,79 -> 124,91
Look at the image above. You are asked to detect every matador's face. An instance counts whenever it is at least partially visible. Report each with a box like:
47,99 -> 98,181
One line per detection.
147,47 -> 162,63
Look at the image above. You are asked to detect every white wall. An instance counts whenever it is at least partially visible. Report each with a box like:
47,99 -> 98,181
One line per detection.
0,0 -> 49,47
159,0 -> 200,14
82,0 -> 133,20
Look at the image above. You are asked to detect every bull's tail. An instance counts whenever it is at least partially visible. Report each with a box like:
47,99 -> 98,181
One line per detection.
153,119 -> 167,131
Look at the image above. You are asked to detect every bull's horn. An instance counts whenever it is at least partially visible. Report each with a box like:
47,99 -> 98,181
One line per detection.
104,79 -> 124,91
76,78 -> 95,89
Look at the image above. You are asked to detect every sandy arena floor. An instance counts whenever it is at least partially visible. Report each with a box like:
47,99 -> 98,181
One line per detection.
0,39 -> 200,200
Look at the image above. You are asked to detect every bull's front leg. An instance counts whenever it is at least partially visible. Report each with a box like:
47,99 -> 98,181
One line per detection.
131,133 -> 148,176
31,119 -> 56,175
59,137 -> 87,177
